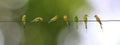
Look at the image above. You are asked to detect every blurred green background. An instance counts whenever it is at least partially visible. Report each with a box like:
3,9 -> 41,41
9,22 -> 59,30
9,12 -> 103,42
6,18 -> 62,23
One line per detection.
20,0 -> 88,45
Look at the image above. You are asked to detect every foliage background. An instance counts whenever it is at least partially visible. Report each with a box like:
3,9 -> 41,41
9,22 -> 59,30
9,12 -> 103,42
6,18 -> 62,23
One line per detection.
20,0 -> 88,45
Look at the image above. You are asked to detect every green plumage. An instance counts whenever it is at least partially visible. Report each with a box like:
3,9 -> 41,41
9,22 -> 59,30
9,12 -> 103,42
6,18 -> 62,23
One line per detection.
95,15 -> 103,29
74,16 -> 79,29
83,14 -> 88,29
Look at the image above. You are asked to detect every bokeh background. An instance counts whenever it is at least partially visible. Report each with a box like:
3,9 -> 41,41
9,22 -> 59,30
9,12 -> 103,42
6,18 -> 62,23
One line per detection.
1,0 -> 120,45
22,0 -> 88,45
0,0 -> 89,45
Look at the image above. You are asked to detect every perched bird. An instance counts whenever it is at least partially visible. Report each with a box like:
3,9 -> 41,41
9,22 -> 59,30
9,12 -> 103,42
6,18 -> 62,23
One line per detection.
83,14 -> 88,29
22,15 -> 26,28
74,16 -> 79,29
94,15 -> 103,29
32,17 -> 43,23
63,14 -> 70,31
48,15 -> 58,23
63,15 -> 68,21
63,15 -> 70,27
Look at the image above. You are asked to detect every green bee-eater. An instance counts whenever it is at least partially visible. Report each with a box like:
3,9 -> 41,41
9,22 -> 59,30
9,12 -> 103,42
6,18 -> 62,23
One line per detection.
48,15 -> 58,23
63,15 -> 70,27
83,14 -> 88,29
74,16 -> 79,29
32,17 -> 43,23
63,14 -> 71,31
22,15 -> 26,28
94,15 -> 103,29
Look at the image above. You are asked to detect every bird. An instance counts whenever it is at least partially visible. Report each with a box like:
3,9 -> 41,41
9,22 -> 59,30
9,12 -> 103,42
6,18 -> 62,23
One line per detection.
31,17 -> 43,23
22,14 -> 26,28
83,14 -> 88,29
63,14 -> 70,27
74,16 -> 79,29
48,15 -> 58,23
63,14 -> 71,31
94,15 -> 103,29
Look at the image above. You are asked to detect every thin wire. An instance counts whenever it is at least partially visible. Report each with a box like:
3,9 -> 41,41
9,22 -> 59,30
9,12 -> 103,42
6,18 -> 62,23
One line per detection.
0,20 -> 120,22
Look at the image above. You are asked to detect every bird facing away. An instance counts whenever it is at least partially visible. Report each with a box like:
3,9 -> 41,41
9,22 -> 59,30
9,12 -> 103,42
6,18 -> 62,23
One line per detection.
63,15 -> 68,21
48,15 -> 58,23
74,16 -> 79,29
22,15 -> 26,28
83,14 -> 88,29
63,15 -> 70,26
63,14 -> 71,31
94,15 -> 103,29
32,17 -> 43,23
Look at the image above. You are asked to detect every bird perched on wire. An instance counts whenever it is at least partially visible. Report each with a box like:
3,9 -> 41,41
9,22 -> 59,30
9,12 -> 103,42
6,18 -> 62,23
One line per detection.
48,15 -> 58,23
63,14 -> 71,31
74,16 -> 79,29
22,14 -> 26,28
31,17 -> 43,23
94,15 -> 103,29
63,14 -> 70,27
83,14 -> 88,29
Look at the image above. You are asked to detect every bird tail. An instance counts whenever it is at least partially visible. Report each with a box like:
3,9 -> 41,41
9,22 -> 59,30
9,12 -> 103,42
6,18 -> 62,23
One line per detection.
76,22 -> 78,30
100,24 -> 103,29
85,22 -> 88,33
66,22 -> 71,32
23,25 -> 26,29
23,22 -> 26,29
48,20 -> 53,23
85,22 -> 87,29
100,23 -> 103,32
66,22 -> 70,26
100,22 -> 103,29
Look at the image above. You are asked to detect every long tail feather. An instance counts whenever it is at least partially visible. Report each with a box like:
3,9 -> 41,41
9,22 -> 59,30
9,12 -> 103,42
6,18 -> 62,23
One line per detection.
66,22 -> 71,32
76,22 -> 78,30
85,22 -> 87,33
85,22 -> 87,29
100,24 -> 103,32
